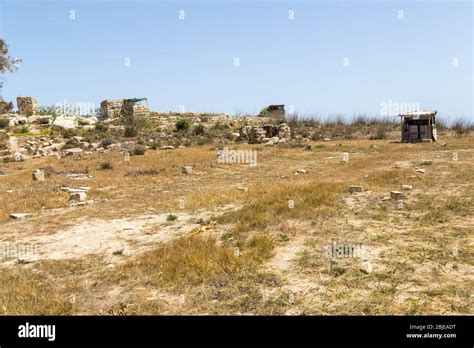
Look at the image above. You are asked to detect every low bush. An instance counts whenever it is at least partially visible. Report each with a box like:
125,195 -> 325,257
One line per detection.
0,118 -> 9,129
130,144 -> 146,156
176,119 -> 190,132
192,124 -> 206,135
124,126 -> 138,138
100,138 -> 113,149
100,161 -> 114,170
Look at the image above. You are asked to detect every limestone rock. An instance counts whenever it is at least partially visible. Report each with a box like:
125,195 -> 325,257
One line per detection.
32,170 -> 45,181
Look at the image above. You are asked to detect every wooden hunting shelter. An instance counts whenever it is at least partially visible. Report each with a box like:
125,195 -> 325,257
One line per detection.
399,110 -> 438,143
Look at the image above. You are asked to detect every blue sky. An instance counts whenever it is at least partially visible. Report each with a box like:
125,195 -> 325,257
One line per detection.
0,0 -> 472,120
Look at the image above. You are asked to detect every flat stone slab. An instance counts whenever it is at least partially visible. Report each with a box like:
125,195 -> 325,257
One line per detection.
350,185 -> 363,193
182,166 -> 193,174
60,187 -> 90,193
32,170 -> 45,181
9,213 -> 31,219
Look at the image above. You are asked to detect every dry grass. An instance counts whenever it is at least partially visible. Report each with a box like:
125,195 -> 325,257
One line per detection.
0,134 -> 472,315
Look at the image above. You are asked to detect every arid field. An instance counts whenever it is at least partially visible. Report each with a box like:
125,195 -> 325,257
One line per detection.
0,132 -> 472,315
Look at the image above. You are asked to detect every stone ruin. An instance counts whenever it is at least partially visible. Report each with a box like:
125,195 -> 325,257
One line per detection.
122,98 -> 150,118
100,99 -> 123,118
16,96 -> 37,116
100,98 -> 150,119
239,123 -> 291,144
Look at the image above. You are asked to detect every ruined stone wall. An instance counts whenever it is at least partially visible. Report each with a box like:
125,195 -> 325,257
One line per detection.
122,101 -> 150,120
239,123 -> 291,144
16,97 -> 36,116
149,113 -> 275,129
100,100 -> 123,118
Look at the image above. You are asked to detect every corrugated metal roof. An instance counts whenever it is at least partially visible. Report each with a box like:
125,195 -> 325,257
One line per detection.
399,110 -> 437,117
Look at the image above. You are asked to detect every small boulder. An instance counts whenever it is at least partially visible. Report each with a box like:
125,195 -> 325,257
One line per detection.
360,261 -> 373,274
69,192 -> 87,202
9,213 -> 31,219
182,166 -> 193,174
32,170 -> 45,181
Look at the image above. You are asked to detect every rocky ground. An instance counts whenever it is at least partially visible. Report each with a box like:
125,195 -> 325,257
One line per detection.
0,115 -> 472,315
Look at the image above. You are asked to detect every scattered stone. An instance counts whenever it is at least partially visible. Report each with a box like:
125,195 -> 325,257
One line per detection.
64,173 -> 92,180
64,148 -> 83,156
421,160 -> 433,165
360,261 -> 373,274
17,255 -> 39,264
123,225 -> 134,230
296,169 -> 307,174
69,192 -> 87,202
160,145 -> 174,150
393,162 -> 402,169
69,200 -> 94,207
401,185 -> 413,190
60,186 -> 90,193
239,123 -> 291,144
9,213 -> 31,219
415,168 -> 426,174
32,169 -> 45,181
237,187 -> 248,192
323,138 -> 331,141
349,185 -> 363,193
306,145 -> 312,150
182,166 -> 193,174
112,249 -> 124,255
390,191 -> 403,200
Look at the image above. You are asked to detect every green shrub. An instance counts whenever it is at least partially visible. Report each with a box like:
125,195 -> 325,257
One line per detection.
130,144 -> 146,156
192,124 -> 206,135
100,161 -> 114,170
124,126 -> 138,138
175,118 -> 190,132
94,122 -> 108,133
59,127 -> 78,139
167,214 -> 178,221
259,106 -> 269,116
0,100 -> 14,114
211,122 -> 229,130
0,118 -> 9,129
16,126 -> 29,134
63,137 -> 81,149
100,138 -> 113,149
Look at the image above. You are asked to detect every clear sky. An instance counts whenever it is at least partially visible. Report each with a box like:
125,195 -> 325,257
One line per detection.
0,0 -> 472,120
